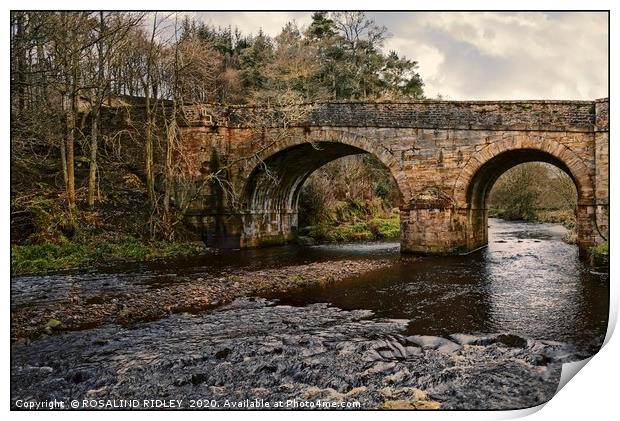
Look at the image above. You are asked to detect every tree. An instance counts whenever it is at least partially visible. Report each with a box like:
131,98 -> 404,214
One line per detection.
381,50 -> 424,99
85,12 -> 144,207
488,163 -> 577,221
304,12 -> 424,100
332,11 -> 388,99
263,22 -> 324,101
305,12 -> 341,99
48,12 -> 98,219
239,29 -> 273,94
306,12 -> 336,41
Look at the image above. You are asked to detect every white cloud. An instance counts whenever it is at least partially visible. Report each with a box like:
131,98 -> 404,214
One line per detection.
384,37 -> 445,78
194,12 -> 313,36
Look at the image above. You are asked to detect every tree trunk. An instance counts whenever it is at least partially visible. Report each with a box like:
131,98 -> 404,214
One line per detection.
59,115 -> 68,192
88,12 -> 105,207
145,97 -> 155,205
164,134 -> 173,238
144,14 -> 157,212
60,12 -> 78,219
88,106 -> 100,207
65,90 -> 76,214
14,12 -> 26,112
163,99 -> 177,240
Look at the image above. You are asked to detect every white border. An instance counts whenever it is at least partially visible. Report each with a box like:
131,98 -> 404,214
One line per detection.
2,2 -> 616,420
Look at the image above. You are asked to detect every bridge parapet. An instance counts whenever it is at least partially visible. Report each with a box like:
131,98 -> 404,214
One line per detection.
178,99 -> 600,132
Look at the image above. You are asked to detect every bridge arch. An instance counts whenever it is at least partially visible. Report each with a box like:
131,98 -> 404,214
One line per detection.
452,136 -> 595,250
239,129 -> 408,247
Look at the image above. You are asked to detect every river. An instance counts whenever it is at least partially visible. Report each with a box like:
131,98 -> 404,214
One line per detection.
11,219 -> 609,410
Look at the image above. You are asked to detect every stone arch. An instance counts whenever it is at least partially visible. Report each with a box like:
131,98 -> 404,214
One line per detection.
241,128 -> 411,202
451,135 -> 595,251
239,128 -> 407,247
453,136 -> 594,208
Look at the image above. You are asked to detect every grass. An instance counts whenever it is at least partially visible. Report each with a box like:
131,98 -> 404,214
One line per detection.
589,241 -> 609,266
488,208 -> 576,229
303,214 -> 400,243
300,197 -> 400,244
369,216 -> 401,239
11,237 -> 204,275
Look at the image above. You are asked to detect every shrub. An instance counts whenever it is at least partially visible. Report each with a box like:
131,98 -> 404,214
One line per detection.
589,241 -> 609,266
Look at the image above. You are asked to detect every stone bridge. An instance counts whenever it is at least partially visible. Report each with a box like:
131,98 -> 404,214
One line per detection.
114,98 -> 609,255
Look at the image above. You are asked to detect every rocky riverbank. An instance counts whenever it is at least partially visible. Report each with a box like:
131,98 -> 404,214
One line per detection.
11,297 -> 571,410
11,259 -> 392,340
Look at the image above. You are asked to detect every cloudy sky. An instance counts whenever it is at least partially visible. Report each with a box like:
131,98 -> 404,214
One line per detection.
191,11 -> 608,100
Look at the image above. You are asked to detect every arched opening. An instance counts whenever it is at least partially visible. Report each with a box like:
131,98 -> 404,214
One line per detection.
466,149 -> 582,249
297,154 -> 401,243
487,163 -> 577,225
241,141 -> 402,248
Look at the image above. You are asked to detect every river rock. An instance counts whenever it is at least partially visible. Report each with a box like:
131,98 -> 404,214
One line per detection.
380,386 -> 427,400
450,333 -> 495,346
378,400 -> 441,410
363,361 -> 397,376
296,236 -> 316,246
494,334 -> 528,348
406,335 -> 462,353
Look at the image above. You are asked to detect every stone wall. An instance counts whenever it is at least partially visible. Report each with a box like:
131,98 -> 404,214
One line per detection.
594,99 -> 610,243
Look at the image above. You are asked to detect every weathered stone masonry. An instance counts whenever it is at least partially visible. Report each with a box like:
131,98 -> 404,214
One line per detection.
109,98 -> 610,255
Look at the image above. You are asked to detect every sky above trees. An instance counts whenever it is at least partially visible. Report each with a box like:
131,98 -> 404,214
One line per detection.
190,11 -> 608,100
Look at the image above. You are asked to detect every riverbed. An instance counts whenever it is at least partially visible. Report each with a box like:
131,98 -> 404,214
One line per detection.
11,219 -> 609,410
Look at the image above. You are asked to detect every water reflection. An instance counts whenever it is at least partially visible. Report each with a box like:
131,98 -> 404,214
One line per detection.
270,219 -> 608,356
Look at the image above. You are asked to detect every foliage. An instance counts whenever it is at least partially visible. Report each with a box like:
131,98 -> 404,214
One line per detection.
368,216 -> 401,239
295,150 -> 402,244
178,11 -> 425,102
589,241 -> 609,266
488,162 -> 577,222
303,214 -> 400,243
298,155 -> 400,226
300,193 -> 400,243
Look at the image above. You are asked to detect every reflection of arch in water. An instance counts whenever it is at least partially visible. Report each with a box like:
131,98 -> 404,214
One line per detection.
481,218 -> 591,348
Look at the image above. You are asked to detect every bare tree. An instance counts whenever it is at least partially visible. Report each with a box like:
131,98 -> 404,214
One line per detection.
51,12 -> 97,218
86,12 -> 144,207
144,13 -> 161,212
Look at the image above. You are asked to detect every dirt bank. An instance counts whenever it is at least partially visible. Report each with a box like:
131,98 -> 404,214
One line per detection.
11,259 -> 392,340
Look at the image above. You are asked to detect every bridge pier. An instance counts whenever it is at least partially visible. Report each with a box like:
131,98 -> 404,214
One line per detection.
399,188 -> 479,255
239,211 -> 298,248
399,205 -> 493,255
575,203 -> 605,256
400,206 -> 468,254
400,204 -> 603,257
